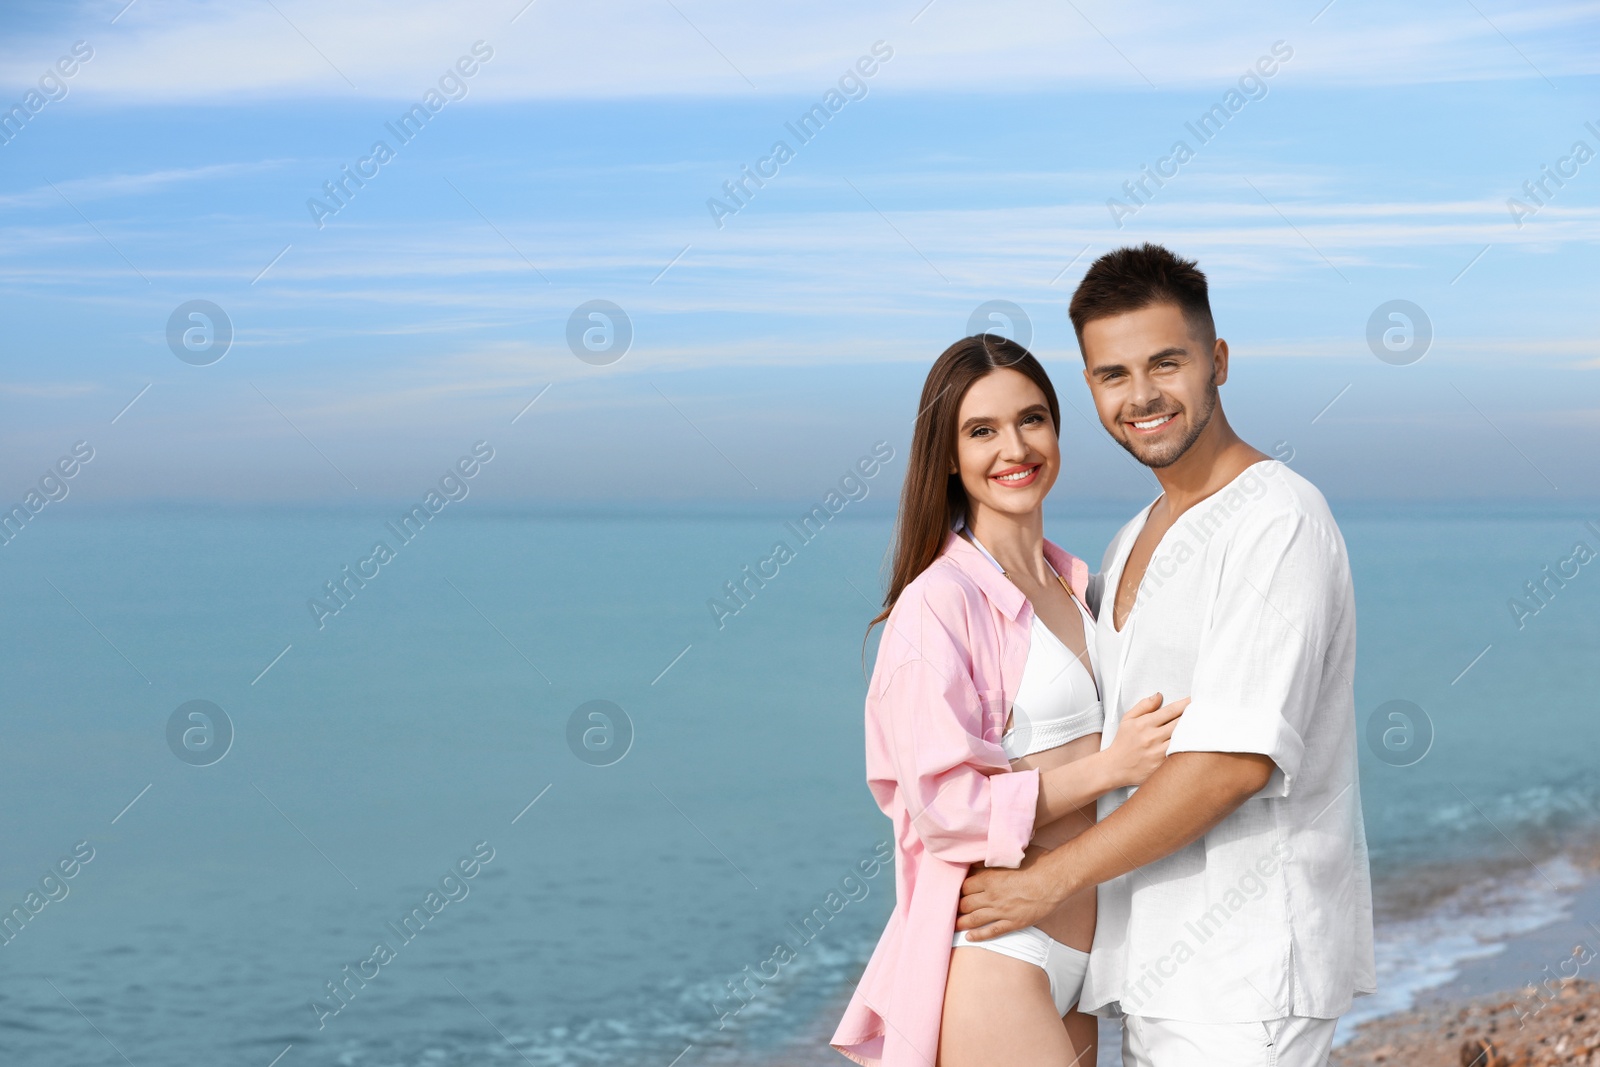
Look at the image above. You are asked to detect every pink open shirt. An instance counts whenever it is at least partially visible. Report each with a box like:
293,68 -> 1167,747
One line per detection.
830,530 -> 1090,1067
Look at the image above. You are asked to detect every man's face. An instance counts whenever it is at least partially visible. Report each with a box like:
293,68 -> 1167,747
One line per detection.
1080,302 -> 1226,469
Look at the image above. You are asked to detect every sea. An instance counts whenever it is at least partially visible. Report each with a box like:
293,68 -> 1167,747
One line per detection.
2,502 -> 1598,1066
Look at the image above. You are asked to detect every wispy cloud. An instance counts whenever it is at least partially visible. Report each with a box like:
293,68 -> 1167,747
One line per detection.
5,186 -> 1597,322
1,0 -> 1595,501
0,161 -> 290,210
3,0 -> 1596,101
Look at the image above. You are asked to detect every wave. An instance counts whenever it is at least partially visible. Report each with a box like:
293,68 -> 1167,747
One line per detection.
1339,853 -> 1586,1045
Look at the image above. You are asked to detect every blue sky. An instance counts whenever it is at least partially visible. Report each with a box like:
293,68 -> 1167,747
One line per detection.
1,0 -> 1597,505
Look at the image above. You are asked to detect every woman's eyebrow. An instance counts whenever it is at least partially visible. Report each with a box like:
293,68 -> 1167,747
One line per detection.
958,403 -> 1048,433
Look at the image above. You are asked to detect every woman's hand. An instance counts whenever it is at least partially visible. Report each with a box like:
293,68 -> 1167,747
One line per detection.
1107,692 -> 1188,788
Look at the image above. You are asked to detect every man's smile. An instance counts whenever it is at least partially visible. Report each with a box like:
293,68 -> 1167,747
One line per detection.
1126,412 -> 1177,434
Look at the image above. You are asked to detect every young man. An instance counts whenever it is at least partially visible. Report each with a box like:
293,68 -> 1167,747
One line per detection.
955,244 -> 1376,1065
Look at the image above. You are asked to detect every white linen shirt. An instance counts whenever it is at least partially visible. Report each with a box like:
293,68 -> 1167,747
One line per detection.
1078,460 -> 1376,1022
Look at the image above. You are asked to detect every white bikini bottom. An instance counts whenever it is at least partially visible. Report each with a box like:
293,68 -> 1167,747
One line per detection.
951,925 -> 1090,1016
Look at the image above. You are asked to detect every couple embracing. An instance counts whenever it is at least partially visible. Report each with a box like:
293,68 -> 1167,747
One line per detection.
830,244 -> 1375,1067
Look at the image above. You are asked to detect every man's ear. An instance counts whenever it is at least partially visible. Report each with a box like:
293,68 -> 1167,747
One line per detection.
1211,337 -> 1230,387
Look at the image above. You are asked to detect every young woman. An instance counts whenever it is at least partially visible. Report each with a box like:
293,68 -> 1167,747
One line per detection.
830,336 -> 1185,1067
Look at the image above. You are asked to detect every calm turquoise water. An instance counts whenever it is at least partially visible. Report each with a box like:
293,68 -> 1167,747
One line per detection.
1,504 -> 1597,1065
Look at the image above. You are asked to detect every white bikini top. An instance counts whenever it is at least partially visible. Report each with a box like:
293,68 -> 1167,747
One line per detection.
955,519 -> 1104,760
1006,597 -> 1103,760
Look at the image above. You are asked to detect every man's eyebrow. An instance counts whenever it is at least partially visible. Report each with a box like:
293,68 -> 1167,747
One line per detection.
1088,346 -> 1188,375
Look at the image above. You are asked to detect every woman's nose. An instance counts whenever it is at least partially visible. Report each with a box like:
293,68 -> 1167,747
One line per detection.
998,426 -> 1030,459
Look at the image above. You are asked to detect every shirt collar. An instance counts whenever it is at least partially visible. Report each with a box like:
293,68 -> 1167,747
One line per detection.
939,525 -> 1089,621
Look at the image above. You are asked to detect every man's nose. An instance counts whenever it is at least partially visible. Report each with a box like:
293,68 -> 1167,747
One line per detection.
1126,372 -> 1163,412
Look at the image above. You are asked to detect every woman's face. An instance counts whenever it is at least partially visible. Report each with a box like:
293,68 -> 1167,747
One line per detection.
951,367 -> 1060,523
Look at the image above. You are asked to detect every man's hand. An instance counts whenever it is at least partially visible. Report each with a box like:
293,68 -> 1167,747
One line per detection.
955,846 -> 1062,940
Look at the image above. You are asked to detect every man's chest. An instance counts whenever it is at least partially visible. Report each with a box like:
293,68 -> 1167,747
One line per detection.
1098,525 -> 1216,724
1111,513 -> 1179,631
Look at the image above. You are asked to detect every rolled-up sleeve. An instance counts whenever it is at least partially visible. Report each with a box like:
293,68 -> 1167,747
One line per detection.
873,654 -> 1039,867
1166,510 -> 1345,799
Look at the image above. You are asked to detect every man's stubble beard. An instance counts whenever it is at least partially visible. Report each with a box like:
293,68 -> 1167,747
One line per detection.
1115,379 -> 1219,469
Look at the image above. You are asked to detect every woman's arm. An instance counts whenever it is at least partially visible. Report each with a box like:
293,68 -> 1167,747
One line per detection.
1033,748 -> 1122,827
1032,693 -> 1188,828
869,652 -> 1042,870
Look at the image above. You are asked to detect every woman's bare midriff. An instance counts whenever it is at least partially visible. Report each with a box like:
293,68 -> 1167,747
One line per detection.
1008,732 -> 1101,952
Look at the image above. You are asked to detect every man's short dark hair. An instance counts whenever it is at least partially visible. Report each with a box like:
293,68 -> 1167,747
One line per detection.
1068,243 -> 1215,352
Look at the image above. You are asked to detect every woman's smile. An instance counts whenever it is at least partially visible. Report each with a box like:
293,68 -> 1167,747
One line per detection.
990,463 -> 1042,487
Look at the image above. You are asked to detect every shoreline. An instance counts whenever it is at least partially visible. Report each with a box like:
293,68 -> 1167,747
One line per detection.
764,845 -> 1600,1067
1333,845 -> 1597,1040
1333,853 -> 1600,1064
1418,867 -> 1600,1009
1332,979 -> 1600,1066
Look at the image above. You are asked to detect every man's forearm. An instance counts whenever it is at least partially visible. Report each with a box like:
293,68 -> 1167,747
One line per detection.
1035,751 -> 1274,898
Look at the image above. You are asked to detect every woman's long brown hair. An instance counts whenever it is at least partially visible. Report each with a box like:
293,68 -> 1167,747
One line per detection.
869,334 -> 1061,631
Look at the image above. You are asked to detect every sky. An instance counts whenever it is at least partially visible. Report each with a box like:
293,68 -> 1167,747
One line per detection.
1,0 -> 1597,506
